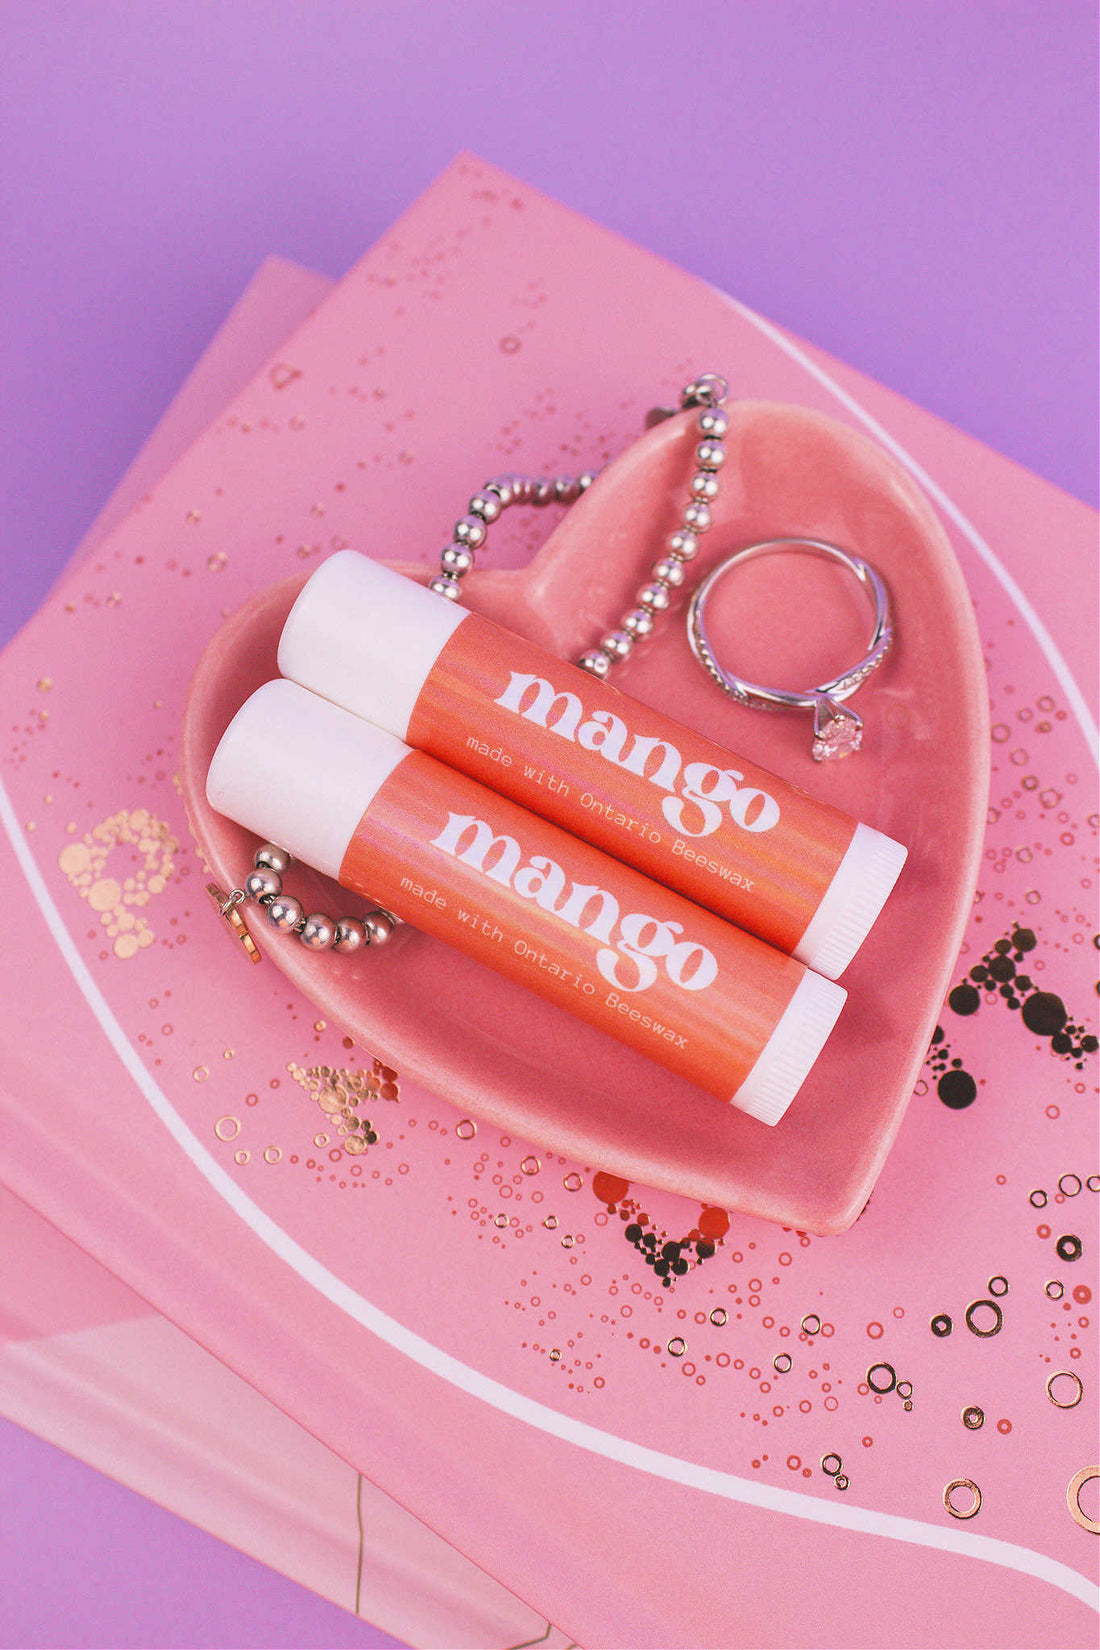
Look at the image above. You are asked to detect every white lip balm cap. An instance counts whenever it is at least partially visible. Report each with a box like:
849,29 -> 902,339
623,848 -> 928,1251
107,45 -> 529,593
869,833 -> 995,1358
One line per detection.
278,551 -> 466,741
794,822 -> 908,979
732,969 -> 847,1126
206,679 -> 409,881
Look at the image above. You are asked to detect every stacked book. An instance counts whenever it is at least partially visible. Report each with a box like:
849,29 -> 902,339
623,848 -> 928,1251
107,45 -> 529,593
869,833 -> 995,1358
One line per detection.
0,156 -> 1095,1649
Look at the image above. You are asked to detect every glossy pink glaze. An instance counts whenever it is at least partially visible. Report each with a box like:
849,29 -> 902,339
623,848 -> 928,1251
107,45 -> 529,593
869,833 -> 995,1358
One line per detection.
181,402 -> 988,1232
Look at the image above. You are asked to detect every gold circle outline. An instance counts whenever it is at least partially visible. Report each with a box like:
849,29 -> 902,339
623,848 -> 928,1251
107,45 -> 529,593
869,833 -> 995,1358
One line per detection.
1047,1369 -> 1084,1410
944,1478 -> 982,1520
965,1298 -> 1003,1338
1066,1466 -> 1099,1534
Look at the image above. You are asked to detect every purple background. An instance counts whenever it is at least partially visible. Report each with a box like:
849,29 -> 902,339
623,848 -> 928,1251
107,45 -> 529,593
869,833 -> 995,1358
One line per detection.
0,3 -> 1095,1646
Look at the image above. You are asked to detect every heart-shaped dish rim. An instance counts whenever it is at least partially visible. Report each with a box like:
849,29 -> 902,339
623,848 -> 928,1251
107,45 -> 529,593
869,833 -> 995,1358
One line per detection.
180,403 -> 988,1233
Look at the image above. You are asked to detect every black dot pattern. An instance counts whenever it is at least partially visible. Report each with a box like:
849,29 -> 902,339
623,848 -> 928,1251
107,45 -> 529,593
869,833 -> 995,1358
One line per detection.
928,925 -> 1099,1108
620,1214 -> 717,1289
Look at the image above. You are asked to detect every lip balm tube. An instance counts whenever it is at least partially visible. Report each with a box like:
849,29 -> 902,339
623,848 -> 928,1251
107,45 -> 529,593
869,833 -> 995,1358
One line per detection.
207,680 -> 846,1125
278,552 -> 906,979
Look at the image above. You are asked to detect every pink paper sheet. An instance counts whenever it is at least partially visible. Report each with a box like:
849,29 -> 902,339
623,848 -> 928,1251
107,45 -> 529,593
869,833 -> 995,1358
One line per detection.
0,158 -> 1096,1648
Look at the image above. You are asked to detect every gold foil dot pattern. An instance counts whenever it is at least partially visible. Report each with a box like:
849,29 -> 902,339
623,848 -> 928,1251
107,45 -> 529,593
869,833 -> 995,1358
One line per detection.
58,808 -> 177,958
289,1060 -> 391,1155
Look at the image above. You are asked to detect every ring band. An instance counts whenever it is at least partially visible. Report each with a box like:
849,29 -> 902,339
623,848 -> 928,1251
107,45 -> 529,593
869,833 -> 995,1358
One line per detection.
686,538 -> 894,760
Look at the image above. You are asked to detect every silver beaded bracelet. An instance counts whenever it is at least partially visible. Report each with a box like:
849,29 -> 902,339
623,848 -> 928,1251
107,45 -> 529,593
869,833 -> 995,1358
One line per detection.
209,374 -> 730,963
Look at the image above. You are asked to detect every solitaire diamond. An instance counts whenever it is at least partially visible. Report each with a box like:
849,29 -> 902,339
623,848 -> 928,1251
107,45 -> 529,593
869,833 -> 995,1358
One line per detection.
811,697 -> 863,761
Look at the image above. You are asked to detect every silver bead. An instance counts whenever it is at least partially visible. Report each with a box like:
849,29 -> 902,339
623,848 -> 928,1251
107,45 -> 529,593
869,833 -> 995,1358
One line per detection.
245,867 -> 282,902
576,471 -> 597,492
364,910 -> 395,946
682,373 -> 729,407
651,557 -> 686,588
428,574 -> 462,600
511,475 -> 535,504
637,582 -> 672,612
689,471 -> 720,501
698,407 -> 729,439
453,515 -> 487,549
468,490 -> 502,523
554,476 -> 579,504
622,606 -> 656,638
255,844 -> 290,874
299,912 -> 336,950
600,629 -> 634,660
696,440 -> 726,471
440,543 -> 474,575
683,500 -> 712,533
267,894 -> 303,932
667,529 -> 699,561
333,917 -> 366,955
577,648 -> 613,678
484,476 -> 514,506
533,477 -> 555,506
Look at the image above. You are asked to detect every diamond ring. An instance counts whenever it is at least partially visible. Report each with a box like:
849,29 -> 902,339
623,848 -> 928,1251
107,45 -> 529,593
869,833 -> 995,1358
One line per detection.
686,538 -> 894,760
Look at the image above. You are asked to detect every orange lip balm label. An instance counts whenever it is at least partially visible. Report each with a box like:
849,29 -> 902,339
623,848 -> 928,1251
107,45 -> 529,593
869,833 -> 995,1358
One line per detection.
342,752 -> 806,1105
408,615 -> 856,955
278,555 -> 908,977
208,682 -> 847,1124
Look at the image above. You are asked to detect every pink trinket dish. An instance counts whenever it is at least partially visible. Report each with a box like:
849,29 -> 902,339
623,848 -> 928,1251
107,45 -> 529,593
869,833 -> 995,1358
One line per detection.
182,400 -> 988,1232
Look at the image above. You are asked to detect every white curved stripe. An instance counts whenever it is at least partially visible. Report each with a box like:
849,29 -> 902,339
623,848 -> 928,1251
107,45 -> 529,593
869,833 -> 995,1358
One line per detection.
1,777 -> 1095,1614
722,295 -> 1100,765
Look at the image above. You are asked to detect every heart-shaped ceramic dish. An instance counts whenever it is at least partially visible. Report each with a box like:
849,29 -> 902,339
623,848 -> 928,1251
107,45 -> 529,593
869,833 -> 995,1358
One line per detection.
181,402 -> 988,1232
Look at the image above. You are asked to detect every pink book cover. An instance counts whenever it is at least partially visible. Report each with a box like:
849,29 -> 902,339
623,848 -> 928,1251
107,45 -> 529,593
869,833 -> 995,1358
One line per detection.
0,157 -> 1096,1648
1,255 -> 565,1650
